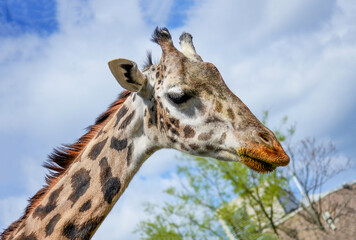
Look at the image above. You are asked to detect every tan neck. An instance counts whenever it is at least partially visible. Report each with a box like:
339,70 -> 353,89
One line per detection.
11,95 -> 155,239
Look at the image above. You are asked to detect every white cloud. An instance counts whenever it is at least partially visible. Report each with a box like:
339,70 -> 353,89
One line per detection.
0,196 -> 28,229
0,157 -> 47,230
21,157 -> 48,193
140,0 -> 174,25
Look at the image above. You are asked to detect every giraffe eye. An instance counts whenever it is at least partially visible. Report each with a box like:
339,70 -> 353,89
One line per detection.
167,92 -> 192,104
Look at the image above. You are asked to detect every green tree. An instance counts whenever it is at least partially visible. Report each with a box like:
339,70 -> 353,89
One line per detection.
135,154 -> 281,240
135,112 -> 351,239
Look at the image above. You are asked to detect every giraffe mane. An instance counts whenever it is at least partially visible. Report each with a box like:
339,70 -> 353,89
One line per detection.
1,91 -> 131,239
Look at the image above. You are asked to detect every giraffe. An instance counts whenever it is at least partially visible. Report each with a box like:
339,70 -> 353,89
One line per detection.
1,27 -> 289,240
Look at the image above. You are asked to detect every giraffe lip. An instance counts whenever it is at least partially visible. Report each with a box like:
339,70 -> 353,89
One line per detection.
215,149 -> 277,172
239,154 -> 277,173
218,149 -> 277,173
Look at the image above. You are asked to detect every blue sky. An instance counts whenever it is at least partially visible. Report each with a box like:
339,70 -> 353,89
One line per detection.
0,0 -> 58,36
0,0 -> 192,36
1,0 -> 356,239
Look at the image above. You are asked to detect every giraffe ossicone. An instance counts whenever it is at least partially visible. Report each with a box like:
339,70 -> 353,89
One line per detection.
2,27 -> 289,240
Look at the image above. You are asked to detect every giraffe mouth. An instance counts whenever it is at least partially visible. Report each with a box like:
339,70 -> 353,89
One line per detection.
239,154 -> 276,173
215,149 -> 277,173
235,145 -> 289,173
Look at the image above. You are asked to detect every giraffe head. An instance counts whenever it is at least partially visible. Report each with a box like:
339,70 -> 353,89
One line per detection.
109,27 -> 289,172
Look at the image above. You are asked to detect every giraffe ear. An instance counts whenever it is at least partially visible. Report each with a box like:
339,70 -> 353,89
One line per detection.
108,58 -> 146,92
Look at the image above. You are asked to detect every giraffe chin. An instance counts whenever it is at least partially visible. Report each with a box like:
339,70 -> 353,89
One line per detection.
239,155 -> 277,173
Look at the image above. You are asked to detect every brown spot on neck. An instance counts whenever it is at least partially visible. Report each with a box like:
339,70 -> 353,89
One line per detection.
79,200 -> 92,212
110,137 -> 128,152
215,101 -> 222,112
119,111 -> 135,129
219,132 -> 227,144
62,216 -> 105,240
227,108 -> 235,120
183,126 -> 195,138
88,137 -> 108,160
99,157 -> 121,204
114,106 -> 129,128
45,214 -> 61,237
18,232 -> 38,240
198,131 -> 213,141
68,169 -> 91,206
33,185 -> 64,220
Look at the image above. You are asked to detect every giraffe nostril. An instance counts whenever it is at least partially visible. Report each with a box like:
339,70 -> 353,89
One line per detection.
258,132 -> 273,147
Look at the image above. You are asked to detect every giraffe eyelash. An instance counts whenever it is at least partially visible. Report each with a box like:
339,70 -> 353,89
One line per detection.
167,92 -> 192,104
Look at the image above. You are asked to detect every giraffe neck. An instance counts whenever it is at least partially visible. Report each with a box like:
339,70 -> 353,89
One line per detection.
11,93 -> 156,240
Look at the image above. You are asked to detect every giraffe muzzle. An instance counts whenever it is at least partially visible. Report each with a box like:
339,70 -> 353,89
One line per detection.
237,139 -> 290,173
